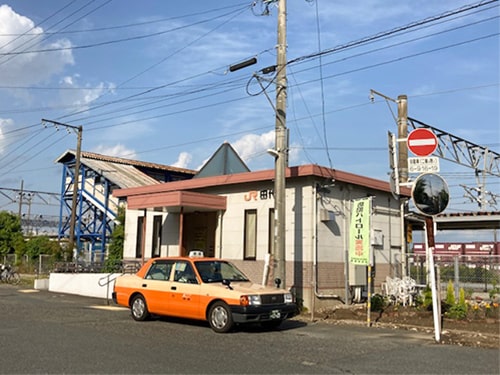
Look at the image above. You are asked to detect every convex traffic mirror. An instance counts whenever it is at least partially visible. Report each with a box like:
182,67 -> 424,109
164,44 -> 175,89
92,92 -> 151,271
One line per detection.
411,173 -> 449,216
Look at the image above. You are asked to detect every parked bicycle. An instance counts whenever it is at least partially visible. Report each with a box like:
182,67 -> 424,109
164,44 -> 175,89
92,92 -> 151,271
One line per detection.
0,264 -> 21,285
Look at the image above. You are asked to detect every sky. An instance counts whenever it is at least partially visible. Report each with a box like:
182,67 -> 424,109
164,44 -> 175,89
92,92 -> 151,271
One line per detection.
0,0 -> 498,239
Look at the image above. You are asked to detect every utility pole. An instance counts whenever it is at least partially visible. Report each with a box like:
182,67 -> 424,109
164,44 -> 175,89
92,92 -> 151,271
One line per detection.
397,95 -> 408,185
397,95 -> 408,278
370,90 -> 409,277
273,0 -> 288,289
17,179 -> 24,218
42,119 -> 83,257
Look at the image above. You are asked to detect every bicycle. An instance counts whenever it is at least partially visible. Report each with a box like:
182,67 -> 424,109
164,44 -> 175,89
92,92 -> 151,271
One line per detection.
0,264 -> 21,285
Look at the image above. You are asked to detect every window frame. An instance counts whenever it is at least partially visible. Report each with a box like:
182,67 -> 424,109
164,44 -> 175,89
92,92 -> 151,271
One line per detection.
152,215 -> 162,258
243,209 -> 257,260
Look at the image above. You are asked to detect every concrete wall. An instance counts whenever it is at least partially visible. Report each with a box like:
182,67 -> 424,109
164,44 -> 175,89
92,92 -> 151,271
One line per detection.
45,273 -> 121,300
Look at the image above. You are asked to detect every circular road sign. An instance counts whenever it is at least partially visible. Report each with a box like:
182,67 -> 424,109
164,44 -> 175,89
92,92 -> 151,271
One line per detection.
411,173 -> 449,216
407,128 -> 438,157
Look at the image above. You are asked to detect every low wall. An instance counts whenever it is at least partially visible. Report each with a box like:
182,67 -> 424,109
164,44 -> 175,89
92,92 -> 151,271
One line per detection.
46,273 -> 121,300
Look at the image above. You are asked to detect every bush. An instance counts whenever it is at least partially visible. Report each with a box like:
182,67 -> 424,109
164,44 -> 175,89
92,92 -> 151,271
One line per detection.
445,280 -> 455,306
422,285 -> 433,310
445,287 -> 468,320
370,294 -> 386,312
446,303 -> 468,320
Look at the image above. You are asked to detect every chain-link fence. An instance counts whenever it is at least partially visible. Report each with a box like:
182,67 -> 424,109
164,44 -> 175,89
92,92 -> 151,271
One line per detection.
408,254 -> 500,296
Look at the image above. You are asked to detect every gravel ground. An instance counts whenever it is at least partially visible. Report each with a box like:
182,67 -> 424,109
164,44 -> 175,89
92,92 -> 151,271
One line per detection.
295,304 -> 500,349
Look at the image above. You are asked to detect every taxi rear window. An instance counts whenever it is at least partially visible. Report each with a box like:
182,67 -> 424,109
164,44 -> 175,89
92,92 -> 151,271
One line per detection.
145,261 -> 173,281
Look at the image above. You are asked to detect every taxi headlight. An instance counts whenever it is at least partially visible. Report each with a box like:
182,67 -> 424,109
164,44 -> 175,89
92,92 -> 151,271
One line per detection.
284,293 -> 293,304
248,295 -> 261,305
240,295 -> 261,306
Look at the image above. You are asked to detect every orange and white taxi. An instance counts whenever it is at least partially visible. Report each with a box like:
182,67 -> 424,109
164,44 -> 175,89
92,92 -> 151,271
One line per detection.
112,253 -> 297,333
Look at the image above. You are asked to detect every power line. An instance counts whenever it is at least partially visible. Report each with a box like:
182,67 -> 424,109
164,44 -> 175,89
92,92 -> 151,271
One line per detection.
0,2 -> 251,36
0,4 -> 252,57
1,2 -> 497,187
0,0 -> 112,66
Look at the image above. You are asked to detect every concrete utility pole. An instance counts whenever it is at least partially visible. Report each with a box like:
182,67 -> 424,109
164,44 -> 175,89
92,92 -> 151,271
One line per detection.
370,90 -> 409,277
397,95 -> 408,277
397,95 -> 408,184
274,0 -> 288,289
42,119 -> 83,257
17,179 -> 24,218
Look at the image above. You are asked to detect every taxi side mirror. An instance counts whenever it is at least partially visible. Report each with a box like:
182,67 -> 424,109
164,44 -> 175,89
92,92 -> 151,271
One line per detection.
222,279 -> 233,290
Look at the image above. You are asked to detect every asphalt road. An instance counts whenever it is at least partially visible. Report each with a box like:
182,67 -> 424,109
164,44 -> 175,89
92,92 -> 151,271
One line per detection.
0,284 -> 498,375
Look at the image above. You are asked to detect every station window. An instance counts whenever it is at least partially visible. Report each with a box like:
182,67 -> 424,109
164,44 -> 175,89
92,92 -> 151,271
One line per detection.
152,215 -> 162,258
135,216 -> 144,259
244,209 -> 257,260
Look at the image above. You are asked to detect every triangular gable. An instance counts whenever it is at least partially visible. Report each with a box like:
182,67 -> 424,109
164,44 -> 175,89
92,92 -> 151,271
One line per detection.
195,142 -> 250,178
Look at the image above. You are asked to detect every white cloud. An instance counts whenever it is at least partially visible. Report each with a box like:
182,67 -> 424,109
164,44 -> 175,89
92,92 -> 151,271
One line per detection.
0,5 -> 74,87
0,118 -> 14,154
58,74 -> 116,113
172,151 -> 192,169
232,130 -> 275,162
91,144 -> 137,159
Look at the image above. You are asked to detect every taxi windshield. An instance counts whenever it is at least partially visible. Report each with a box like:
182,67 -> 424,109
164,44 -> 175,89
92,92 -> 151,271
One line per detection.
194,261 -> 249,283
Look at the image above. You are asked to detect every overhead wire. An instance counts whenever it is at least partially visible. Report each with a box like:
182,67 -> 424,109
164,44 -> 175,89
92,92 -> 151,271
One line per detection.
1,3 -> 495,127
0,0 -> 113,66
0,1 -> 497,211
0,0 -> 79,51
0,2 -> 251,36
78,3 -> 253,113
0,3 -> 252,57
287,0 -> 498,66
313,0 -> 333,169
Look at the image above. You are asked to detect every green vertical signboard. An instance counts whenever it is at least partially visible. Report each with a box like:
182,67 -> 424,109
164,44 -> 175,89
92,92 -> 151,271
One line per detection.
349,197 -> 371,265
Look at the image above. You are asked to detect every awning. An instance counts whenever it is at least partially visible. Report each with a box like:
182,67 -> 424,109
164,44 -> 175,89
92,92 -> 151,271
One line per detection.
127,190 -> 226,212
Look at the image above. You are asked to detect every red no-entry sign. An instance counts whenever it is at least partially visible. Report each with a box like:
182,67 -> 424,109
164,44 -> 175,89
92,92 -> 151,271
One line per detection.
407,128 -> 438,157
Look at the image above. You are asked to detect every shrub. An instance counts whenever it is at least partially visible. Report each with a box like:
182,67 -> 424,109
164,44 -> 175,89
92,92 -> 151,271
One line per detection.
445,287 -> 468,320
370,294 -> 386,312
422,285 -> 433,311
446,303 -> 468,320
445,280 -> 455,306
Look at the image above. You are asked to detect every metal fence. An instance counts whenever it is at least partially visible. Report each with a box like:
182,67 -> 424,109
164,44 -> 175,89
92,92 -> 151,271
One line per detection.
1,254 -> 141,277
408,254 -> 500,296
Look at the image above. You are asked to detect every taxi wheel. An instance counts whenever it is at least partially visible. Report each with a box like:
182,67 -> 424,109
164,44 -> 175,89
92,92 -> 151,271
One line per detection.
208,301 -> 233,333
131,295 -> 150,321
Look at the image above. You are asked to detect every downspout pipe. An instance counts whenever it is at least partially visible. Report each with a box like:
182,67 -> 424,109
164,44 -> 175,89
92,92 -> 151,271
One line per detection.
313,182 -> 345,304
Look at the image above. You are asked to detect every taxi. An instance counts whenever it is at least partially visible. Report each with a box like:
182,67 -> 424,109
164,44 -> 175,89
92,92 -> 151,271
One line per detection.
112,252 -> 298,333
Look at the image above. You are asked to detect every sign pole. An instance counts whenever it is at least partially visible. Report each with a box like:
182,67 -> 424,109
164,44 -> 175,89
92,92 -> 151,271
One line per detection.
425,216 -> 441,343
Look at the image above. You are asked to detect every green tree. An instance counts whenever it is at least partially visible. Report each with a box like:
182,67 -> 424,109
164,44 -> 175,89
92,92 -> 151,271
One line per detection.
23,236 -> 63,260
103,206 -> 125,272
0,211 -> 25,256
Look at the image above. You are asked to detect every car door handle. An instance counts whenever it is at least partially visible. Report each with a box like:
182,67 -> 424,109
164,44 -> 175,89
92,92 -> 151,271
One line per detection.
171,286 -> 177,290
142,284 -> 147,287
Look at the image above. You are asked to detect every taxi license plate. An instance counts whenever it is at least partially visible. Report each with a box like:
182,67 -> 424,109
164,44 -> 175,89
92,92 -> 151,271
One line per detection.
270,310 -> 281,319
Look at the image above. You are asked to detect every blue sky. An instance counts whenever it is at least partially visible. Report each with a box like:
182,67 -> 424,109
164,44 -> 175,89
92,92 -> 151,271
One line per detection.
0,1 -> 498,231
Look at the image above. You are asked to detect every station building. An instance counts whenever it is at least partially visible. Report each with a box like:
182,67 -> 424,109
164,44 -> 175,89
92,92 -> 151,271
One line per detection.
113,143 -> 409,310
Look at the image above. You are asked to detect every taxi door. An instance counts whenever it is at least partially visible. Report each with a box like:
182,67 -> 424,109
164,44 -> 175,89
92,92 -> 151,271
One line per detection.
140,260 -> 174,315
168,261 -> 202,319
